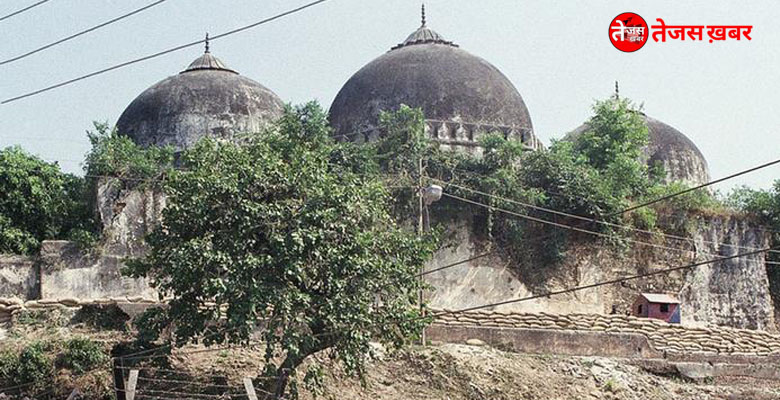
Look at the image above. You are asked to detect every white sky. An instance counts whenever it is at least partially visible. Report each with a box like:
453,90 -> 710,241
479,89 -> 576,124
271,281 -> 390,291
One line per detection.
0,0 -> 778,192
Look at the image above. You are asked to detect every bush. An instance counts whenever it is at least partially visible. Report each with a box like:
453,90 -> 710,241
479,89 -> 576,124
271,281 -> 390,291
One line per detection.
59,337 -> 108,374
84,122 -> 174,189
0,342 -> 54,392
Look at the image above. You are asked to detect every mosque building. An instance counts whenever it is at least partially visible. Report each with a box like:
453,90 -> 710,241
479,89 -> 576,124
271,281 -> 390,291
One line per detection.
566,87 -> 711,186
39,5 -> 774,331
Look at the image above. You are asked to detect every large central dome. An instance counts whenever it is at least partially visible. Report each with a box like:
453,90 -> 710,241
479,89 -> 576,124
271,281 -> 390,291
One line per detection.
329,9 -> 537,151
117,43 -> 284,151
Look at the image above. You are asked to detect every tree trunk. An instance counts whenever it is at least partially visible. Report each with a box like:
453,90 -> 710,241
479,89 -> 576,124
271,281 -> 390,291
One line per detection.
260,336 -> 334,399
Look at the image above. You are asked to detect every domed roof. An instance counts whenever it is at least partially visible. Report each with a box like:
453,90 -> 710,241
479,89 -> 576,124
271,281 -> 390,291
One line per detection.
117,42 -> 284,151
569,112 -> 711,186
328,7 -> 536,150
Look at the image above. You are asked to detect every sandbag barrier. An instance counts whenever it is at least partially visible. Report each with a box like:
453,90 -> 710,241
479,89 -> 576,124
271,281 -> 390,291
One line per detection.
4,298 -> 780,357
432,309 -> 780,357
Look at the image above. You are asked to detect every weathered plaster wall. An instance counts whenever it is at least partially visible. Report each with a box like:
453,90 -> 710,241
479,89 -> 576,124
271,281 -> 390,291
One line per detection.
425,211 -> 774,330
39,241 -> 156,300
96,178 -> 166,257
0,254 -> 38,300
680,215 -> 773,330
425,218 -> 602,315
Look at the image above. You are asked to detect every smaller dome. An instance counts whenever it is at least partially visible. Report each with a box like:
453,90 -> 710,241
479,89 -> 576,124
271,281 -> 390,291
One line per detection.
390,24 -> 457,50
183,52 -> 235,73
568,112 -> 711,186
116,42 -> 284,151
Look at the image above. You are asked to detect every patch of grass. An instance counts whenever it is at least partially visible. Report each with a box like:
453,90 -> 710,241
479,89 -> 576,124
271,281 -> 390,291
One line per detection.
603,378 -> 621,393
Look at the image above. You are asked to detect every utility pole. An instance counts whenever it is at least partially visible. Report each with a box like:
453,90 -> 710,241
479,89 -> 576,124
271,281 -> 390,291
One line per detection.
418,156 -> 426,346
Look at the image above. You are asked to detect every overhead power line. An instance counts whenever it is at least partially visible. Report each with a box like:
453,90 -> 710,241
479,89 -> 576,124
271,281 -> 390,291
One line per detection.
440,160 -> 780,237
0,0 -> 52,22
418,252 -> 493,277
442,191 -> 705,256
1,0 -> 332,104
437,179 -> 780,256
609,157 -> 780,217
0,0 -> 170,66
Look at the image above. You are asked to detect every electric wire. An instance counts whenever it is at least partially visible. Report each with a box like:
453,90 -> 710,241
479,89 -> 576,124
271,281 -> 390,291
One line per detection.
0,0 -> 170,66
1,0 -> 332,104
418,252 -> 493,277
0,0 -> 51,22
441,192 -> 704,256
436,179 -> 780,256
435,149 -> 780,237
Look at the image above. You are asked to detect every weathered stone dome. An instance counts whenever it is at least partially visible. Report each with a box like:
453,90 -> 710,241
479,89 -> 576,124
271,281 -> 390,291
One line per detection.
569,113 -> 711,186
117,46 -> 284,151
329,11 -> 538,151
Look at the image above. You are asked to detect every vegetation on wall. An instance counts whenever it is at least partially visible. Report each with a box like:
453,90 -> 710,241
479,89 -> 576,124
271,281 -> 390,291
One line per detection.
125,103 -> 435,398
0,123 -> 176,256
84,122 -> 174,189
727,181 -> 780,307
363,97 -> 723,269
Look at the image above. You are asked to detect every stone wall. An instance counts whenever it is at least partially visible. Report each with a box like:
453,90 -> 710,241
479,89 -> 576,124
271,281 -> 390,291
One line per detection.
0,255 -> 38,300
39,241 -> 156,300
679,214 -> 773,330
96,177 -> 166,257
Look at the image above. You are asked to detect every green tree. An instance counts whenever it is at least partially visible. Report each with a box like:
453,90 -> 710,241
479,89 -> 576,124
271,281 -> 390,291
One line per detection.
571,97 -> 654,199
0,146 -> 94,254
126,103 -> 434,398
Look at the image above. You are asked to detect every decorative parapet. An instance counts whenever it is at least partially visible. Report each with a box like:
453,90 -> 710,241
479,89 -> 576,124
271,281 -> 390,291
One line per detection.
337,119 -> 542,152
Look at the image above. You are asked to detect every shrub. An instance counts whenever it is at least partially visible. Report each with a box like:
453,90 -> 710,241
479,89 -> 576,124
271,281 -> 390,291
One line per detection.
0,342 -> 54,392
59,337 -> 108,374
84,122 -> 174,189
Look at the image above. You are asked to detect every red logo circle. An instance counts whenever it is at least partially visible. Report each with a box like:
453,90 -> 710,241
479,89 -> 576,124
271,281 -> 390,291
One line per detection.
609,13 -> 649,52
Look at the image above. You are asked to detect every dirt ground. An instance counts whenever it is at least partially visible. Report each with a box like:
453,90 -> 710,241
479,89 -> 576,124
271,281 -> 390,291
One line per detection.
4,311 -> 780,400
299,344 -> 780,400
170,341 -> 780,400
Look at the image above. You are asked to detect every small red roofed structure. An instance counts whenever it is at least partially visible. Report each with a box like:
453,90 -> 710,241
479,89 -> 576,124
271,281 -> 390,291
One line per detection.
632,293 -> 680,323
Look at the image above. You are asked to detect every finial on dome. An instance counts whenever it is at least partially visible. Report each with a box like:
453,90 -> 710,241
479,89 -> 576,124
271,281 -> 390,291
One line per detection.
205,33 -> 210,53
614,80 -> 619,100
421,4 -> 426,26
